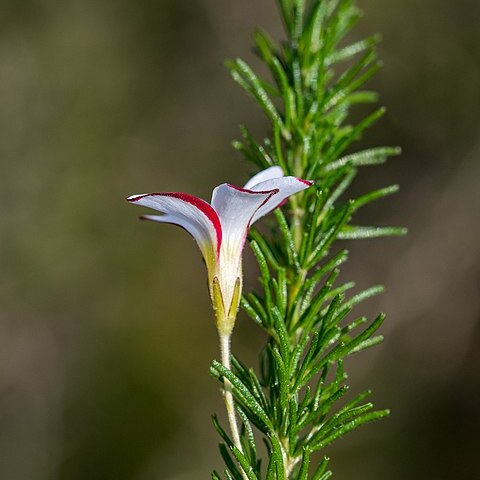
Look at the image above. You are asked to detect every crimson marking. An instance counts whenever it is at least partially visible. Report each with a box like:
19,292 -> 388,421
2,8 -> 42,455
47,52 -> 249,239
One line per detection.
226,184 -> 279,195
128,192 -> 222,256
296,178 -> 315,186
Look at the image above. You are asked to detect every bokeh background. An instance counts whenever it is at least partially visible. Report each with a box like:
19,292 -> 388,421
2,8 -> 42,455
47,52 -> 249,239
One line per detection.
1,0 -> 479,479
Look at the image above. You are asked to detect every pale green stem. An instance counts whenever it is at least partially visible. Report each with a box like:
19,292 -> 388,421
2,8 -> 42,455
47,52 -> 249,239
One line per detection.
291,196 -> 304,249
219,332 -> 248,479
286,455 -> 301,477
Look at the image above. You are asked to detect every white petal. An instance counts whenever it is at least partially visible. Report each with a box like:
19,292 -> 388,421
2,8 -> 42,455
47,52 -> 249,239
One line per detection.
210,183 -> 277,315
127,192 -> 222,265
211,183 -> 277,251
243,166 -> 284,189
248,176 -> 314,224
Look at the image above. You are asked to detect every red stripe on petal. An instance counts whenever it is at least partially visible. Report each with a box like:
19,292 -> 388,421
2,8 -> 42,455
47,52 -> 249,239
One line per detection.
226,184 -> 279,195
258,189 -> 279,210
295,178 -> 315,186
241,188 -> 279,249
128,192 -> 222,256
265,180 -> 311,212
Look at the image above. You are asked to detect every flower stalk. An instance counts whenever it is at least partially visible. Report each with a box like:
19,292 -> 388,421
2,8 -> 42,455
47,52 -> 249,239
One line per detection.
218,332 -> 243,455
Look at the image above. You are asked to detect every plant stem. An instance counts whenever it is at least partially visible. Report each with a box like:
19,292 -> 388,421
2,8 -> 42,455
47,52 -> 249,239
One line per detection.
291,196 -> 304,250
286,458 -> 300,478
219,332 -> 248,478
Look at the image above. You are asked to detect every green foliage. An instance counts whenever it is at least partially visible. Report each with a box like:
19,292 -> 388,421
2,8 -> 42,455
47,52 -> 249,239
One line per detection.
211,1 -> 404,478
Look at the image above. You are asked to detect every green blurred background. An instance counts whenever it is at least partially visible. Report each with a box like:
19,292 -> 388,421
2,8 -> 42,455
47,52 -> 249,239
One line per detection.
1,0 -> 479,479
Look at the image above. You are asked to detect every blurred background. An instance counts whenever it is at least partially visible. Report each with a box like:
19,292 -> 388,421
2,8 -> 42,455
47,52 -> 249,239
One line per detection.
0,0 -> 479,479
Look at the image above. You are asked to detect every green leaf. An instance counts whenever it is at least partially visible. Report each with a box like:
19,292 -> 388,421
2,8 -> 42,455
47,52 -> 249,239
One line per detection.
248,230 -> 280,270
225,470 -> 235,480
236,405 -> 257,458
309,403 -> 375,446
230,445 -> 260,480
311,409 -> 390,450
272,306 -> 291,364
219,443 -> 243,480
324,51 -> 379,111
226,59 -> 286,133
293,0 -> 306,42
265,446 -> 277,480
298,447 -> 311,480
311,385 -> 349,427
254,30 -> 290,101
324,312 -> 386,363
290,332 -> 311,377
329,107 -> 386,159
300,188 -> 324,264
313,471 -> 333,480
300,313 -> 385,387
338,225 -> 408,239
352,184 -> 399,211
241,295 -> 266,329
269,434 -> 286,479
253,29 -> 277,64
230,356 -> 269,413
212,415 -> 234,448
326,34 -> 381,65
319,294 -> 345,334
324,146 -> 401,172
274,209 -> 301,271
239,126 -> 275,168
343,285 -> 385,310
344,390 -> 373,410
250,240 -> 273,319
306,202 -> 354,268
302,0 -> 330,57
323,169 -> 357,213
277,268 -> 288,315
297,269 -> 339,332
311,456 -> 331,480
278,0 -> 294,35
349,334 -> 384,353
271,347 -> 289,416
211,361 -> 274,432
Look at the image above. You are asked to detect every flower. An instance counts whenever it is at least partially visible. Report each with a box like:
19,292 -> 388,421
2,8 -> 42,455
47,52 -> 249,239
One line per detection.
128,166 -> 313,336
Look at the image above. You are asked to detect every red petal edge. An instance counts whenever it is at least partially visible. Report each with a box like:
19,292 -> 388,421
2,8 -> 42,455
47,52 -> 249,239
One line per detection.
223,185 -> 280,252
266,178 -> 314,211
128,192 -> 222,256
226,184 -> 280,195
296,178 -> 315,186
223,183 -> 279,227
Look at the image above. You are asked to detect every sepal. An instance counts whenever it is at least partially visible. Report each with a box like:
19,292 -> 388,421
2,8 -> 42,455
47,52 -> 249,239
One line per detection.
213,276 -> 242,336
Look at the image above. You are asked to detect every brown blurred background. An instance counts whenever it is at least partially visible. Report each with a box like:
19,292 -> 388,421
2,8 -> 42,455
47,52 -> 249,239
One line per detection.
0,0 -> 479,479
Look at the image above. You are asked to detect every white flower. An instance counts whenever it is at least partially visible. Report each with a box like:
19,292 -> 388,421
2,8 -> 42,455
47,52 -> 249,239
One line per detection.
128,166 -> 313,335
